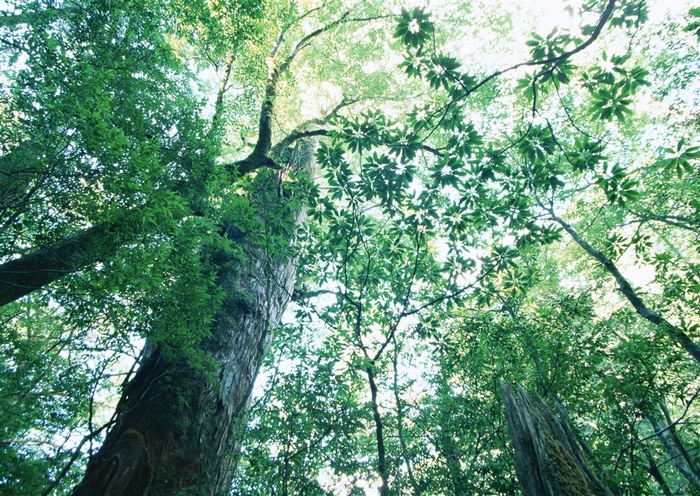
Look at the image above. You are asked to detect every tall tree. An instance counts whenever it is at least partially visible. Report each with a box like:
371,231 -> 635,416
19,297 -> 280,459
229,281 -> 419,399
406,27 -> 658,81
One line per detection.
2,0 -> 700,495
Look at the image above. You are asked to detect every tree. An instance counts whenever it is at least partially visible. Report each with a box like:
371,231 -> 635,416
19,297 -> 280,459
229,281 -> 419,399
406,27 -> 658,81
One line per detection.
502,384 -> 613,496
2,0 -> 700,495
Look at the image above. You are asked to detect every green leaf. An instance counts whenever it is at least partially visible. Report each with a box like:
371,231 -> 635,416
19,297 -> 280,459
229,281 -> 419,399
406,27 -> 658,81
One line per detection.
394,8 -> 434,48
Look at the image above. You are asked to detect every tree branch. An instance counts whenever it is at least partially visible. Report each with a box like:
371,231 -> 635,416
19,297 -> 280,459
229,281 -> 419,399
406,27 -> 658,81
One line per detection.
0,209 -> 146,307
545,205 -> 700,364
630,211 -> 700,234
467,0 -> 617,96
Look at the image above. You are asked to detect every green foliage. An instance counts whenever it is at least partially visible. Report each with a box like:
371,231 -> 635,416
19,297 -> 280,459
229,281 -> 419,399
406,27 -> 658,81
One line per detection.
394,8 -> 434,49
525,29 -> 571,61
657,138 -> 700,178
0,0 -> 216,258
595,162 -> 641,206
233,323 -> 368,495
3,0 -> 700,494
684,6 -> 700,40
0,301 -> 122,494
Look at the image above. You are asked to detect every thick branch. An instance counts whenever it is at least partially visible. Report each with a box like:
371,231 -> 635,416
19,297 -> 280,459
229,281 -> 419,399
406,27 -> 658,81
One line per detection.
548,208 -> 700,364
268,97 -> 360,158
242,11 -> 379,172
0,209 -> 145,307
271,129 -> 328,158
250,12 -> 350,162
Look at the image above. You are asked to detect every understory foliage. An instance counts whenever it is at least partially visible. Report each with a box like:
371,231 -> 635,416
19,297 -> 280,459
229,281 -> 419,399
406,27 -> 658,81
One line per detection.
1,0 -> 699,494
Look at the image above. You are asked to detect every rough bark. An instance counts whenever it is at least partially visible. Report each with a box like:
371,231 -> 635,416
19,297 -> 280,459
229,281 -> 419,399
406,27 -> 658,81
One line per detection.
72,139 -> 316,496
502,383 -> 613,496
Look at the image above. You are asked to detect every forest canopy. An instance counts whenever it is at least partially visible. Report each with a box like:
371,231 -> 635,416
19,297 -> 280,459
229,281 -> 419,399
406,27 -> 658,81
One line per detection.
0,0 -> 699,494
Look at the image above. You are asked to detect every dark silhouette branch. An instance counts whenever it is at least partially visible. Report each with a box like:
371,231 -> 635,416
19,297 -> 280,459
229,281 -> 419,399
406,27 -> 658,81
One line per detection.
468,0 -> 617,96
208,56 -> 235,144
635,390 -> 700,445
0,209 -> 147,307
545,205 -> 700,364
366,364 -> 390,496
392,337 -> 421,494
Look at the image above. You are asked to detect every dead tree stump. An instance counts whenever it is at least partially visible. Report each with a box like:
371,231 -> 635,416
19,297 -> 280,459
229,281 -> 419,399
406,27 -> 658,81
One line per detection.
501,383 -> 613,496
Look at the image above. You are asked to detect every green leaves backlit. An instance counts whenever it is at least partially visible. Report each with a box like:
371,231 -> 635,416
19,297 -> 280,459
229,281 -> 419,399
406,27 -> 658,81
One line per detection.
657,139 -> 700,179
583,54 -> 650,122
517,125 -> 556,164
684,7 -> 700,40
596,163 -> 640,206
394,8 -> 434,48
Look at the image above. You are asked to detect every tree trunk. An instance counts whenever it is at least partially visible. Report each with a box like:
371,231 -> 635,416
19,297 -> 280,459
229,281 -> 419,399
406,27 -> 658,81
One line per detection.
72,139 -> 316,496
502,383 -> 613,496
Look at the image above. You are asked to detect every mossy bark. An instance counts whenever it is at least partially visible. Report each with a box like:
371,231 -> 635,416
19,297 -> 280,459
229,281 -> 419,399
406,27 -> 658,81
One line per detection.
502,383 -> 613,496
72,140 -> 316,496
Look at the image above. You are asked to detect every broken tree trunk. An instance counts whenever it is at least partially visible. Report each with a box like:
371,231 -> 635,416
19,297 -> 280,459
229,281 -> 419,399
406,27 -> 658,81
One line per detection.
501,383 -> 613,496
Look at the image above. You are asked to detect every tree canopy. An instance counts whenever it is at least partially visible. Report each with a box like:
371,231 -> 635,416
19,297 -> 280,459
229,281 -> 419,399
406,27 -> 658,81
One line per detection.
1,0 -> 699,494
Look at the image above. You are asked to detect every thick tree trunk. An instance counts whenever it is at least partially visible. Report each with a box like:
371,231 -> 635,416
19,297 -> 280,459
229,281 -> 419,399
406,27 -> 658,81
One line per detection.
502,383 -> 613,496
72,139 -> 316,496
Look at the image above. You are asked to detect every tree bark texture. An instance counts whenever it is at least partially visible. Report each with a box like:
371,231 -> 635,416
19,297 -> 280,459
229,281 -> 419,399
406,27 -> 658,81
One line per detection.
72,139 -> 317,496
502,383 -> 613,496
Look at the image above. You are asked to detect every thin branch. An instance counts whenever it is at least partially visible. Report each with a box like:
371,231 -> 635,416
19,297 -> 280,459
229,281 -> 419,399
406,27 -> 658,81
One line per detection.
467,0 -> 617,96
40,422 -> 112,496
629,211 -> 700,234
417,0 -> 617,142
544,203 -> 700,364
636,390 -> 700,445
392,337 -> 421,494
401,264 -> 495,318
208,56 -> 235,143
